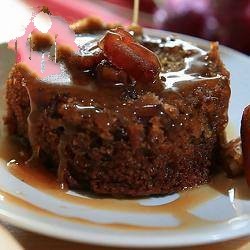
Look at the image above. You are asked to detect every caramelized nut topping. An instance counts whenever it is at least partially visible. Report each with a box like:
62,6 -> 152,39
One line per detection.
99,28 -> 161,83
31,31 -> 54,52
96,60 -> 129,85
221,138 -> 243,177
70,17 -> 106,34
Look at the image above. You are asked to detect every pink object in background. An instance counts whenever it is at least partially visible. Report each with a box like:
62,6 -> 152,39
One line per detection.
23,0 -> 250,54
154,0 -> 210,38
154,0 -> 250,54
24,0 -> 155,27
25,0 -> 130,24
8,11 -> 78,77
211,0 -> 250,54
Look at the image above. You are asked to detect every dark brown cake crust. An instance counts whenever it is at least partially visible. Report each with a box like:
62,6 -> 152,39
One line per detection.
4,22 -> 230,197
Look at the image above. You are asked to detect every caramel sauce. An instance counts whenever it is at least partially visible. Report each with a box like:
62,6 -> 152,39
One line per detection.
226,122 -> 238,141
210,173 -> 250,201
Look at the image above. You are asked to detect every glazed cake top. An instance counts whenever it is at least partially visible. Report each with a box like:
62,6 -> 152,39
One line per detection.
12,22 -> 230,144
21,27 -> 229,120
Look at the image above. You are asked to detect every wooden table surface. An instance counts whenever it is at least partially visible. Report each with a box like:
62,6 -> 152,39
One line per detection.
1,221 -> 250,250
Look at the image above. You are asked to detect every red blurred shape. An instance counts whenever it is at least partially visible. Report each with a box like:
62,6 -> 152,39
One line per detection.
24,0 -> 129,24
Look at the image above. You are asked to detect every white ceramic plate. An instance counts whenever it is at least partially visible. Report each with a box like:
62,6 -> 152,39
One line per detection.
0,29 -> 250,248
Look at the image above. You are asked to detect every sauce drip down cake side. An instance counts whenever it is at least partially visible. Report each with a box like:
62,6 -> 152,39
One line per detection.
4,20 -> 230,197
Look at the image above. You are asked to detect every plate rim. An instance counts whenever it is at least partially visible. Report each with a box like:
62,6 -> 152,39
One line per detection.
0,208 -> 250,248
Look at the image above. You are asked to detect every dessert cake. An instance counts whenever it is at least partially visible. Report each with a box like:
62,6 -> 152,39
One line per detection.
4,18 -> 230,197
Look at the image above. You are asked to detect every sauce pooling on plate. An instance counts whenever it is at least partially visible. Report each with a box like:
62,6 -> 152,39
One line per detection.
0,135 -> 248,231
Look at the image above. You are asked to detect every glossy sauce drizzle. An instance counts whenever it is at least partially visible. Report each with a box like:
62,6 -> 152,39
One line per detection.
22,32 -> 230,191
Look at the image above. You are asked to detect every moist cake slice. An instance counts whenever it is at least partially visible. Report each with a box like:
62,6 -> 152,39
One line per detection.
4,19 -> 230,197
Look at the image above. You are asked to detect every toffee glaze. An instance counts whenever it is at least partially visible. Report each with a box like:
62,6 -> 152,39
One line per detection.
23,32 -> 229,188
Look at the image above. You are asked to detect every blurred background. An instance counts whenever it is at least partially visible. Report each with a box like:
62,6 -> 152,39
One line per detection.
20,0 -> 250,54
